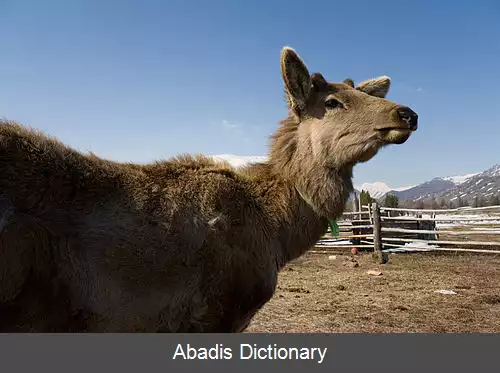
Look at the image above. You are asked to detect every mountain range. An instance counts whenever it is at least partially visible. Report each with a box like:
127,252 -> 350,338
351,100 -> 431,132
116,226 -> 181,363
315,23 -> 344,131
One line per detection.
354,165 -> 499,203
211,154 -> 500,204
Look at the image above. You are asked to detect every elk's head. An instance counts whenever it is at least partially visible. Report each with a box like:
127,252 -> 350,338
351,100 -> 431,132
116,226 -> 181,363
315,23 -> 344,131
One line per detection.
280,47 -> 418,168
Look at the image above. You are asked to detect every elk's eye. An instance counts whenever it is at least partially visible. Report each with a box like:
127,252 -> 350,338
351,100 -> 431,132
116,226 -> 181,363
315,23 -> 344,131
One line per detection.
325,98 -> 343,109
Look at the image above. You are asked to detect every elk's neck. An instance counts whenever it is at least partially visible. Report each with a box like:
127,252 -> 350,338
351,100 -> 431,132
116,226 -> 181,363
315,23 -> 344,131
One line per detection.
241,123 -> 355,266
268,121 -> 354,220
290,163 -> 353,220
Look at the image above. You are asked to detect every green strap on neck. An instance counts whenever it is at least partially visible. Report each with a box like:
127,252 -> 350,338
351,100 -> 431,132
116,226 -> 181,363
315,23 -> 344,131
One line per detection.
328,219 -> 339,237
294,186 -> 339,237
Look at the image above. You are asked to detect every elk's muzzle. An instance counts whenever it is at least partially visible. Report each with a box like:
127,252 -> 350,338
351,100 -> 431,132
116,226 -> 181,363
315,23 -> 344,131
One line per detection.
395,106 -> 418,131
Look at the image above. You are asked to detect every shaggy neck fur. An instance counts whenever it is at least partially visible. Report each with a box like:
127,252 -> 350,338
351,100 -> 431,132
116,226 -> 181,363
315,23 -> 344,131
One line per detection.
241,117 -> 355,266
268,118 -> 354,220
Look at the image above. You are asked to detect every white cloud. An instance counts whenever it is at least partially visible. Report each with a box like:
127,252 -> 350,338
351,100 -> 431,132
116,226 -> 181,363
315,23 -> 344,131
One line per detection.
393,82 -> 425,94
222,119 -> 240,130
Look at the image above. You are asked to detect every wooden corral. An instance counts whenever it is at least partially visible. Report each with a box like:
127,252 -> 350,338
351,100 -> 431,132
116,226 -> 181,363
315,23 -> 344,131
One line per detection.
336,205 -> 438,249
316,204 -> 500,256
380,212 -> 438,243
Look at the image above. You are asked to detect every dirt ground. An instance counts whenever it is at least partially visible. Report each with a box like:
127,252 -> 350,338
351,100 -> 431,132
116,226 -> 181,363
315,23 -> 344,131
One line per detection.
246,251 -> 500,333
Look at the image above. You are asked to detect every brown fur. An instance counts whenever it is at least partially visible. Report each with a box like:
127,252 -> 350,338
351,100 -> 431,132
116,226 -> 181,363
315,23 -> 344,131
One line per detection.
0,47 -> 417,332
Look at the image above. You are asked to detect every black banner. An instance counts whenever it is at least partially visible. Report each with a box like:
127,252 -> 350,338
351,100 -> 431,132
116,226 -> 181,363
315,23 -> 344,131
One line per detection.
0,333 -> 496,372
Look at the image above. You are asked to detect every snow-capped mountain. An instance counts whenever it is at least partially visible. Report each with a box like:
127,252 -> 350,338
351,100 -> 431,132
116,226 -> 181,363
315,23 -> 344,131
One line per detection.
439,164 -> 500,204
211,154 -> 267,167
354,165 -> 499,202
392,185 -> 417,191
353,182 -> 415,200
391,177 -> 457,201
442,172 -> 480,185
391,164 -> 500,203
354,182 -> 392,199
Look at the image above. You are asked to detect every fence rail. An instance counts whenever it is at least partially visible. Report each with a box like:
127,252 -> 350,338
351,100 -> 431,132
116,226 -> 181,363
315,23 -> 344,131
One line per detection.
342,211 -> 371,216
381,227 -> 500,235
380,216 -> 500,222
314,202 -> 500,258
361,204 -> 500,213
380,237 -> 500,247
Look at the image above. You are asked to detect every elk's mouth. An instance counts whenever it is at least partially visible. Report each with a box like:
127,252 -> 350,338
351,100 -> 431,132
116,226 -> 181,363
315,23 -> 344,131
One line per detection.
377,127 -> 415,144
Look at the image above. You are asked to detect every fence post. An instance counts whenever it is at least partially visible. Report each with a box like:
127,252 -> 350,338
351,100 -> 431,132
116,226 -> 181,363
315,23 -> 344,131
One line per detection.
358,196 -> 362,221
352,191 -> 359,216
372,202 -> 388,264
351,192 -> 361,246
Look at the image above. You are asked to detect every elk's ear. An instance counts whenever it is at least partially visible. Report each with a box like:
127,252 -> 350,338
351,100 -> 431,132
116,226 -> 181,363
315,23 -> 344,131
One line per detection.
280,47 -> 311,115
356,76 -> 391,98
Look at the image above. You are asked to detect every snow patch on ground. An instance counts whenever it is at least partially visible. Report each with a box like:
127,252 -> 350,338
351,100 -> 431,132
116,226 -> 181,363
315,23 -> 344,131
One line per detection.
383,241 -> 439,253
432,213 -> 500,228
315,239 -> 352,246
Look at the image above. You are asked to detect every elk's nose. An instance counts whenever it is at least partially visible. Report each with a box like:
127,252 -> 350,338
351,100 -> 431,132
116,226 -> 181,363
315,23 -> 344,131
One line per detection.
396,106 -> 418,130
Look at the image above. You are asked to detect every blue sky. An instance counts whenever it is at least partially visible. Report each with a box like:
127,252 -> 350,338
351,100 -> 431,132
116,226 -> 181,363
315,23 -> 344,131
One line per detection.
1,0 -> 499,188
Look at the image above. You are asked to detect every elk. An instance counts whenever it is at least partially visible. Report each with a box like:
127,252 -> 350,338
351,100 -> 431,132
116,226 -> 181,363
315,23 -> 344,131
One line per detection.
0,47 -> 417,332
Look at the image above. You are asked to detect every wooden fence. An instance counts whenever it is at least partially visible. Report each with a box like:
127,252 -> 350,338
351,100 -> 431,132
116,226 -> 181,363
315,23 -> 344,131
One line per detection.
312,203 -> 500,262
